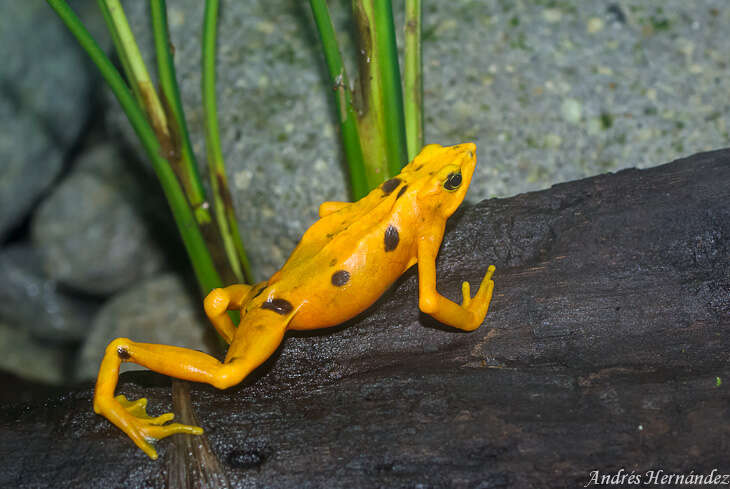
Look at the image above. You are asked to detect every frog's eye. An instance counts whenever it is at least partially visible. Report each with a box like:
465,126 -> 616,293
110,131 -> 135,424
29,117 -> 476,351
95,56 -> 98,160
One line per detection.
443,172 -> 462,191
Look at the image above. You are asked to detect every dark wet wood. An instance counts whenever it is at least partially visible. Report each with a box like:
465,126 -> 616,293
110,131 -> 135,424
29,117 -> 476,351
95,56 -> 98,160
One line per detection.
1,149 -> 728,488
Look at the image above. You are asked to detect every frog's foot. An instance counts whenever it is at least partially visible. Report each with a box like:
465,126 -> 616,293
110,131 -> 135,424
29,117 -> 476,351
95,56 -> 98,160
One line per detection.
96,394 -> 203,460
460,264 -> 496,330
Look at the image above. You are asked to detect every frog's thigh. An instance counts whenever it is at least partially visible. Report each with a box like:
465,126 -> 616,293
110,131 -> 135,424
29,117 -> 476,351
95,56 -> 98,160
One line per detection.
221,311 -> 291,386
204,284 -> 254,344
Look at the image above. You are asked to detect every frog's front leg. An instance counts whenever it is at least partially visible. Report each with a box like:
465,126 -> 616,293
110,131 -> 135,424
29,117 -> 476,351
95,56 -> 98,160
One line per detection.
416,234 -> 495,331
94,313 -> 288,459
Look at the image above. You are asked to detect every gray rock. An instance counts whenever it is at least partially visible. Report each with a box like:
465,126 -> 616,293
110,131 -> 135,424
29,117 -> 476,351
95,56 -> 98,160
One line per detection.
0,321 -> 67,384
0,1 -> 98,240
31,144 -> 165,296
0,98 -> 64,242
76,273 -> 214,381
0,244 -> 95,343
107,0 -> 730,279
2,1 -> 96,146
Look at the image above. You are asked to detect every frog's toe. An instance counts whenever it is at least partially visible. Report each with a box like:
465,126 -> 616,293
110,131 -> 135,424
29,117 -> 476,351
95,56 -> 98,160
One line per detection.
473,265 -> 495,302
115,394 -> 150,417
114,395 -> 171,424
126,415 -> 203,460
148,412 -> 176,425
128,431 -> 160,460
481,265 -> 496,289
461,281 -> 472,307
141,422 -> 204,441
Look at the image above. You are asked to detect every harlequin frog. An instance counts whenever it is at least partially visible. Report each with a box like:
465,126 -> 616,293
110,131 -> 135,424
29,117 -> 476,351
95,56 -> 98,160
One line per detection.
93,142 -> 496,459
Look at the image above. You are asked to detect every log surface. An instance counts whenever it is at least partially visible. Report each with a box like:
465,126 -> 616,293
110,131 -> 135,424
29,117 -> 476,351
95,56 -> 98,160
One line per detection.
1,150 -> 729,488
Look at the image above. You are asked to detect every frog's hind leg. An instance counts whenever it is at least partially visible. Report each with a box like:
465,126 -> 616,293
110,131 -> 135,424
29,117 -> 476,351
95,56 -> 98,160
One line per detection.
94,304 -> 293,459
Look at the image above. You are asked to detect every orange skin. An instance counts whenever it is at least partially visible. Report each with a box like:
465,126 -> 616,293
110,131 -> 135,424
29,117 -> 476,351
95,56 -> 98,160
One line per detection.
93,143 -> 496,459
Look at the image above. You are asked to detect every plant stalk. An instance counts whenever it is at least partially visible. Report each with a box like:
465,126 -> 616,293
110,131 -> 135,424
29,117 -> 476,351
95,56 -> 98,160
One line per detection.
404,0 -> 423,161
351,0 -> 408,182
203,0 -> 254,284
98,0 -> 170,142
309,0 -> 369,200
149,0 -> 212,226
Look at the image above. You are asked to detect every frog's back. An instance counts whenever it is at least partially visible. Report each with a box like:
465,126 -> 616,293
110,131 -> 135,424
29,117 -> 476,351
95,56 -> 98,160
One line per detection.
269,179 -> 417,329
273,181 -> 406,279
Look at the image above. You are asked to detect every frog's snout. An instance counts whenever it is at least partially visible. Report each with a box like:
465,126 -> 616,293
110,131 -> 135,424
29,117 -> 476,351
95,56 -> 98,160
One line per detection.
457,142 -> 477,180
461,142 -> 476,159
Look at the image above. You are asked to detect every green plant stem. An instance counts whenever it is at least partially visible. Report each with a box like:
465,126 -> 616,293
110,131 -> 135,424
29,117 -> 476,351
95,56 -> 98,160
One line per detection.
309,0 -> 369,200
404,0 -> 423,161
203,0 -> 254,284
98,0 -> 170,141
352,0 -> 408,182
97,0 -> 140,106
371,0 -> 408,175
47,0 -> 222,295
149,0 -> 212,226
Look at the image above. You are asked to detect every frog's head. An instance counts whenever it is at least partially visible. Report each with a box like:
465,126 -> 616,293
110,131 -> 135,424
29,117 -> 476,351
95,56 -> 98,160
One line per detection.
405,142 -> 477,218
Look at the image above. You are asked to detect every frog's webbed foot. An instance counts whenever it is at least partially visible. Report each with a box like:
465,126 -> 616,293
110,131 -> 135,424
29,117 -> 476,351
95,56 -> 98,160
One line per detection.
95,394 -> 203,460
